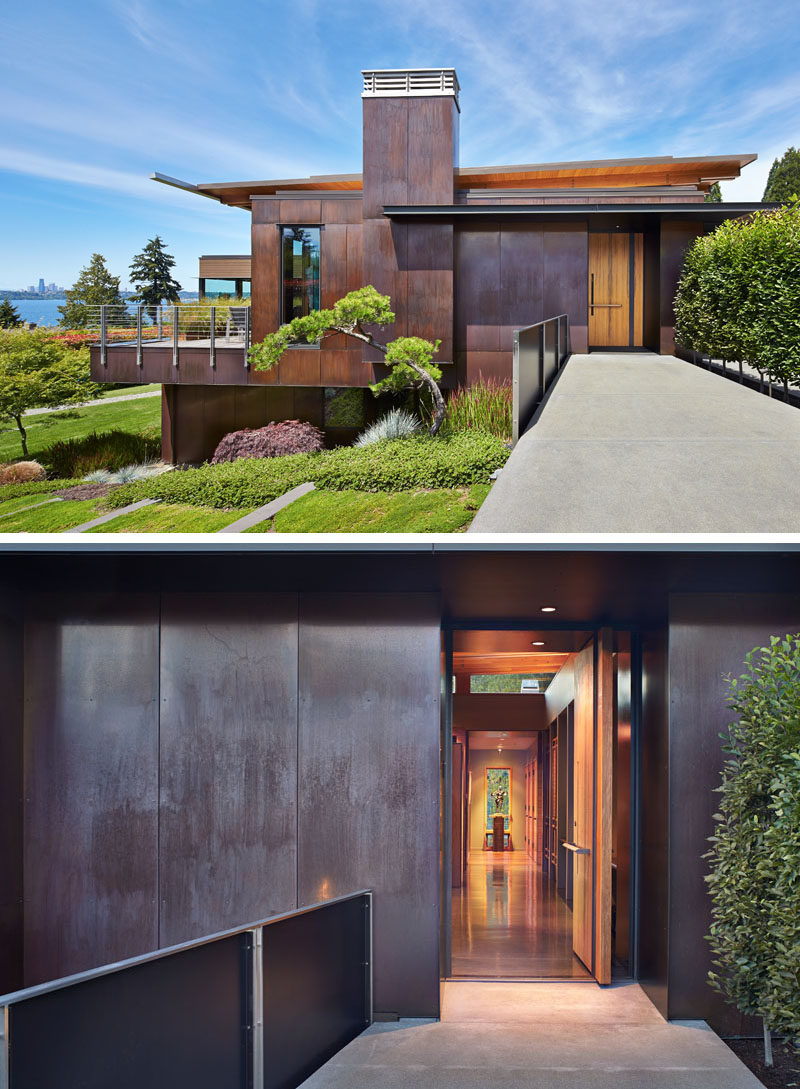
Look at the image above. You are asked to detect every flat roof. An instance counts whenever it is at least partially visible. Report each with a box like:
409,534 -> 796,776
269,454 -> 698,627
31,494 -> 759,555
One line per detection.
152,153 -> 757,209
383,202 -> 776,223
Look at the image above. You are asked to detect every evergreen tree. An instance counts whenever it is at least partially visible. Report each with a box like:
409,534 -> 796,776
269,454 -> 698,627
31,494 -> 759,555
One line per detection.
762,147 -> 800,203
129,236 -> 182,321
704,182 -> 722,203
0,297 -> 22,328
59,254 -> 128,329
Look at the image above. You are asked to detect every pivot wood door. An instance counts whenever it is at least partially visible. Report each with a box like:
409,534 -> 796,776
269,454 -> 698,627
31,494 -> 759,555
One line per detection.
568,633 -> 614,983
588,233 -> 644,348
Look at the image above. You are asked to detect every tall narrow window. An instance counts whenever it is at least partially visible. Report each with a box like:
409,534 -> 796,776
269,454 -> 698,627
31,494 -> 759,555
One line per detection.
281,226 -> 320,323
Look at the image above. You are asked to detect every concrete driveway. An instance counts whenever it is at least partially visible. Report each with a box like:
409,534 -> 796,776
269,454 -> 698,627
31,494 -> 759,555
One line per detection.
470,353 -> 800,533
300,982 -> 762,1088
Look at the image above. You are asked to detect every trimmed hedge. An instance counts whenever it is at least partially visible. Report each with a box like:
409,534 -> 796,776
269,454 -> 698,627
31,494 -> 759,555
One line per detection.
107,431 -> 509,511
674,200 -> 800,383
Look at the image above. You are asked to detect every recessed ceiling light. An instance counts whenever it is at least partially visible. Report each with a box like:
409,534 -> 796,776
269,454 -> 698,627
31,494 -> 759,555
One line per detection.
541,606 -> 556,613
531,640 -> 545,646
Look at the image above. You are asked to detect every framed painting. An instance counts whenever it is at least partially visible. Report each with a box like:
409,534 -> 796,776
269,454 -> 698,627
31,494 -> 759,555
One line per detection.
485,766 -> 511,833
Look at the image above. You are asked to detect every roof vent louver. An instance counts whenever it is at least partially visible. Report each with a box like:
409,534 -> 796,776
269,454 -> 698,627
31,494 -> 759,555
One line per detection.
362,68 -> 460,107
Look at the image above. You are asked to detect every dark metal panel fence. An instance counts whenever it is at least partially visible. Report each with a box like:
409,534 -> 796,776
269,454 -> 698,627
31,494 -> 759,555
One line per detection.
0,891 -> 372,1089
512,313 -> 570,443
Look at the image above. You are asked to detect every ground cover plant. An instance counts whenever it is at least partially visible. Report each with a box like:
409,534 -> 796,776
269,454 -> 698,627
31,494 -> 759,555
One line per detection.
0,476 -> 83,500
674,199 -> 800,386
444,376 -> 512,439
0,395 -> 160,463
106,430 -> 509,511
706,634 -> 800,1064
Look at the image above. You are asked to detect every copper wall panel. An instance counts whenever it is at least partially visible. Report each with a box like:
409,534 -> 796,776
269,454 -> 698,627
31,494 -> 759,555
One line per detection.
158,594 -> 299,946
161,387 -> 175,463
453,693 -> 548,731
454,228 -> 501,353
346,224 -> 363,295
362,97 -> 409,218
321,198 -> 363,224
659,220 -> 703,353
668,593 -> 800,1031
212,348 -> 251,386
0,586 -> 23,993
543,224 -> 588,331
500,229 -> 544,351
278,199 -> 322,224
639,623 -> 669,1017
321,224 -> 349,307
297,594 -> 441,1017
23,595 -> 160,985
278,349 -> 322,387
251,218 -> 280,343
407,96 -> 457,205
406,224 -> 453,358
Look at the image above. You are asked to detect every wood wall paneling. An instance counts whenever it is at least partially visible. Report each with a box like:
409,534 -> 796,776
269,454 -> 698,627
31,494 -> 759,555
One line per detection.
0,586 -> 23,993
23,595 -> 160,985
667,594 -> 800,1031
158,595 -> 299,946
595,627 -> 614,985
571,641 -> 594,972
453,692 -> 549,732
297,594 -> 442,1017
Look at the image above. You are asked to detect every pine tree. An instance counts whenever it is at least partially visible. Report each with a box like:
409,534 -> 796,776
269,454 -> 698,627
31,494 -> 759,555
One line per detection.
704,182 -> 722,203
129,236 -> 182,321
0,297 -> 22,328
763,147 -> 800,203
59,254 -> 128,329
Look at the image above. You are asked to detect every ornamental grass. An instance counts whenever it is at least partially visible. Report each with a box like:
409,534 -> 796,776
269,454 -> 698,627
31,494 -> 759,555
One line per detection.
444,376 -> 512,439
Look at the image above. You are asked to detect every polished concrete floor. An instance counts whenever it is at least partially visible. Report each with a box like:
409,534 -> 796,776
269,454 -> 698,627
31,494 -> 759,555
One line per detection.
300,982 -> 762,1088
451,851 -> 591,979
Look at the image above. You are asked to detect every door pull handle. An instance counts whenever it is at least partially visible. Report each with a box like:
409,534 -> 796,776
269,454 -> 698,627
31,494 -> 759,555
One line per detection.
562,841 -> 591,855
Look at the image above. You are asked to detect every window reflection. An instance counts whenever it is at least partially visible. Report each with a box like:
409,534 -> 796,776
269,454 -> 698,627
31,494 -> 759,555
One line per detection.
282,226 -> 320,323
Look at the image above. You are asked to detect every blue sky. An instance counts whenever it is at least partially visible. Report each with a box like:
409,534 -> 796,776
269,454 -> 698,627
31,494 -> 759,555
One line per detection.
2,0 -> 799,290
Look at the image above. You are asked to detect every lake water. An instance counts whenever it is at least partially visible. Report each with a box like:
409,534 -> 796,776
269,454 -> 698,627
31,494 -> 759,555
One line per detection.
10,299 -> 66,326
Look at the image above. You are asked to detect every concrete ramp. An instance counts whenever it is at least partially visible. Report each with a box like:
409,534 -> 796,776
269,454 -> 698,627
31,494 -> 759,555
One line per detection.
471,353 -> 800,533
300,982 -> 761,1088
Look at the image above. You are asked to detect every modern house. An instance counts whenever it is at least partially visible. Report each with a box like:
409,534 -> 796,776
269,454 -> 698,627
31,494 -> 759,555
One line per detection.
3,543 -> 800,1062
89,68 -> 760,463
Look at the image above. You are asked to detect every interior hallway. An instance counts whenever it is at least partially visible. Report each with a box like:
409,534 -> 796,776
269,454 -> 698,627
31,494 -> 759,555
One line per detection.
451,851 -> 590,979
299,982 -> 763,1088
470,352 -> 800,532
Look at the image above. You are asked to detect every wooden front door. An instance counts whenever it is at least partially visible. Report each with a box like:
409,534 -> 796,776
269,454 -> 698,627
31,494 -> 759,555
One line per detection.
570,632 -> 613,983
588,233 -> 643,348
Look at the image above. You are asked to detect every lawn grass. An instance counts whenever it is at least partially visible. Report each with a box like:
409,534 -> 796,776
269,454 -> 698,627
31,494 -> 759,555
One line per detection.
245,484 -> 491,533
0,397 -> 161,463
0,493 -> 67,518
0,498 -> 105,532
89,502 -> 247,533
93,383 -> 161,400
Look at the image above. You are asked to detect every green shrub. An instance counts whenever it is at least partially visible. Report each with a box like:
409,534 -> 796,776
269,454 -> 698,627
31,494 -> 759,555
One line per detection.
706,634 -> 800,1052
444,377 -> 512,439
107,431 -> 509,510
675,200 -> 800,383
40,428 -> 161,478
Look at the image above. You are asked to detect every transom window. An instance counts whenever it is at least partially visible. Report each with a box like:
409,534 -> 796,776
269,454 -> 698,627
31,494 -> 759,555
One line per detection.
281,226 -> 320,323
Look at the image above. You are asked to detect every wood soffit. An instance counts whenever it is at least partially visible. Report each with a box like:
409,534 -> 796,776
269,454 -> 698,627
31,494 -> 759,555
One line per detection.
183,154 -> 755,208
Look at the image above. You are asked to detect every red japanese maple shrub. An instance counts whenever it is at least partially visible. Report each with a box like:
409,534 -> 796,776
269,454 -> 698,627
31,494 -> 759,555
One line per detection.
211,420 -> 324,464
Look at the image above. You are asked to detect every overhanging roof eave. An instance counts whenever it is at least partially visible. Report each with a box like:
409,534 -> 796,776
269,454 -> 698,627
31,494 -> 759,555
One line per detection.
383,202 -> 779,221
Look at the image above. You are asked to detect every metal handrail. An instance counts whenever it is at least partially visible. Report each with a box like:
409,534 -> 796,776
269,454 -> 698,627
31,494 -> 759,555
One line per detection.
512,313 -> 570,443
0,888 -> 370,1007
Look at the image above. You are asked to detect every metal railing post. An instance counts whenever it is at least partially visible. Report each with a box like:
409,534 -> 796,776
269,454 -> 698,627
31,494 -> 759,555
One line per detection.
157,305 -> 163,341
209,306 -> 216,369
250,929 -> 264,1089
1,1005 -> 9,1089
555,317 -> 560,369
538,323 -> 545,403
136,306 -> 143,367
512,330 -> 520,445
365,893 -> 374,1026
244,307 -> 251,368
100,305 -> 108,367
172,305 -> 179,368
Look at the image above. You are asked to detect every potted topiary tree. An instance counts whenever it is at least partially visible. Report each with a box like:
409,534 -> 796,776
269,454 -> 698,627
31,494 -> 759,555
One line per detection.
705,634 -> 800,1065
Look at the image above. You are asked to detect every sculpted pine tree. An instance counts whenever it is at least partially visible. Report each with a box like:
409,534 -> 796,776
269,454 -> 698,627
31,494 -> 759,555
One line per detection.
248,286 -> 446,435
762,147 -> 800,203
59,254 -> 128,329
129,236 -> 183,321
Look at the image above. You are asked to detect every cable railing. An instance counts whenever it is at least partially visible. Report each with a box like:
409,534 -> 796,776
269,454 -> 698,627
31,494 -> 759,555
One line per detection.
512,313 -> 570,443
0,890 -> 372,1089
80,303 -> 252,369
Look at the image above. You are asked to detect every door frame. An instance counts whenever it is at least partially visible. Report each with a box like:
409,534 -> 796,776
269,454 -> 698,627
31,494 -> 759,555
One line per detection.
440,619 -> 641,983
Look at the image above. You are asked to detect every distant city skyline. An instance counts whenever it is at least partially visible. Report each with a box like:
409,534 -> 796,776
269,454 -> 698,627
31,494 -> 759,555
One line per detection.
1,0 -> 799,287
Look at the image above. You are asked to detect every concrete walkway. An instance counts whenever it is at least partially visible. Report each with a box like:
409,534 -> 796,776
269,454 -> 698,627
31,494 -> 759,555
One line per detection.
23,389 -> 161,416
470,353 -> 800,533
300,982 -> 761,1088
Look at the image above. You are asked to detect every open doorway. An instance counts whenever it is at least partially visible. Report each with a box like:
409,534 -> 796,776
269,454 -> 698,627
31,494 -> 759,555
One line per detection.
445,627 -> 634,983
